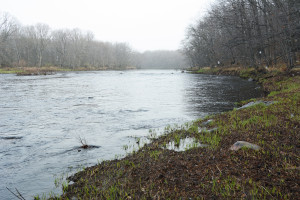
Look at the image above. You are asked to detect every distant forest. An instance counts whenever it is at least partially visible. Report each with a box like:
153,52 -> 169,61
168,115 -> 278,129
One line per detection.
182,0 -> 300,69
0,12 -> 186,70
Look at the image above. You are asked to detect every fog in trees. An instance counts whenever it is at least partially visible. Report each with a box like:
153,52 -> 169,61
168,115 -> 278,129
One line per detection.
138,50 -> 187,69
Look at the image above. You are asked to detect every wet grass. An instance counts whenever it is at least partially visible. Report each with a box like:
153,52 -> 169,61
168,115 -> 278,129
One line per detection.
0,67 -> 72,75
0,66 -> 104,76
0,66 -> 137,76
40,68 -> 300,200
0,67 -> 23,74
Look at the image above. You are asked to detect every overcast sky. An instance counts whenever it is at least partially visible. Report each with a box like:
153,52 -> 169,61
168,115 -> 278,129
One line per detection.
0,0 -> 215,52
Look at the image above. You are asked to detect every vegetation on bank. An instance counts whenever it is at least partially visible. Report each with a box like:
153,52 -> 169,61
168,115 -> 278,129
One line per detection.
0,66 -> 138,76
39,67 -> 299,200
0,67 -> 72,75
191,65 -> 300,76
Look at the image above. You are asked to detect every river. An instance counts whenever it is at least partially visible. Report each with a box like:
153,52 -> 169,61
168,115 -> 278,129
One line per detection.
0,70 -> 263,199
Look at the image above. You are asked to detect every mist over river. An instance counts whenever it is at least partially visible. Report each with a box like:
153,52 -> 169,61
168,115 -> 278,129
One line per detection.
0,70 -> 263,199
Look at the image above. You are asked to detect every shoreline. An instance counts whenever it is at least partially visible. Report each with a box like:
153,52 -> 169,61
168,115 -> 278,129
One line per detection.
45,67 -> 299,199
0,66 -> 138,76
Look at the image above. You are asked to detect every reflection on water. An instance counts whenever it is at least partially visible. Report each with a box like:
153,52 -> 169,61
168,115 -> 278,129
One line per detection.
185,74 -> 262,114
165,137 -> 207,152
0,70 -> 263,199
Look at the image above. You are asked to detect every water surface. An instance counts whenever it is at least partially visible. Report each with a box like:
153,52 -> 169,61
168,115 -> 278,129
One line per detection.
0,70 -> 263,199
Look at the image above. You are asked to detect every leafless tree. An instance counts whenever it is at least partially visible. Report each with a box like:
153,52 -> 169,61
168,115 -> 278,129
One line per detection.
0,12 -> 18,66
182,0 -> 300,69
51,29 -> 70,67
35,23 -> 50,67
0,12 -> 137,69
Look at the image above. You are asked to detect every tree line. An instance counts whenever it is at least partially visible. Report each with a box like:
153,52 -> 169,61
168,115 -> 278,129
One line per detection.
182,0 -> 300,69
0,12 -> 134,69
0,12 -> 189,70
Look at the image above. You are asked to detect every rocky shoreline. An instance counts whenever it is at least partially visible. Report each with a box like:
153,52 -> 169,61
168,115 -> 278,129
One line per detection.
48,67 -> 299,199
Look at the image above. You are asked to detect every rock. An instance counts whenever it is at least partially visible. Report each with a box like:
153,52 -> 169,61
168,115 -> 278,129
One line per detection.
237,101 -> 259,109
230,141 -> 261,151
255,86 -> 261,90
248,78 -> 253,82
69,181 -> 75,185
264,101 -> 277,106
201,119 -> 214,126
237,101 -> 277,110
207,127 -> 218,133
199,127 -> 218,133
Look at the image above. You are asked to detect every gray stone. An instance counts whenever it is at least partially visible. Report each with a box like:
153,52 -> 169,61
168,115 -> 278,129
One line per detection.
230,141 -> 261,151
207,127 -> 218,133
199,127 -> 218,133
201,119 -> 214,126
237,101 -> 276,110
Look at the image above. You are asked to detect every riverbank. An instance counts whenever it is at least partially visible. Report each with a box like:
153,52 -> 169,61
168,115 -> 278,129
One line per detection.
0,67 -> 73,75
49,67 -> 299,199
0,66 -> 137,76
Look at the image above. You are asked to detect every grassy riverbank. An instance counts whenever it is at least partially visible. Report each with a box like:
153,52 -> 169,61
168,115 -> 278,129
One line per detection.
45,67 -> 299,200
0,66 -> 137,76
0,67 -> 74,75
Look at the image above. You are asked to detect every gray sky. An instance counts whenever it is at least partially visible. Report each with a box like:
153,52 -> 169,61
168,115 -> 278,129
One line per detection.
0,0 -> 214,52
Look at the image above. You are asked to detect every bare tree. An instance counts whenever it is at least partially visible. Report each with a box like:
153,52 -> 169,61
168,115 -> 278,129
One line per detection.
34,24 -> 50,67
0,12 -> 18,66
182,0 -> 300,69
51,29 -> 70,67
0,12 -> 140,69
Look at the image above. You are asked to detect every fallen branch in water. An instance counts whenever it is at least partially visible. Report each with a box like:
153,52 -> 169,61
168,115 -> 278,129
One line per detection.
6,187 -> 26,200
78,136 -> 89,149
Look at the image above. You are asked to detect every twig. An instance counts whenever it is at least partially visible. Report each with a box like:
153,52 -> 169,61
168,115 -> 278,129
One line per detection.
259,185 -> 274,198
78,136 -> 88,149
6,187 -> 20,200
216,165 -> 222,175
6,187 -> 26,200
15,188 -> 26,200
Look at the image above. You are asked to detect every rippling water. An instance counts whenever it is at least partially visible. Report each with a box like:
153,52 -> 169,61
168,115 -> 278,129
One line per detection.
0,70 -> 263,199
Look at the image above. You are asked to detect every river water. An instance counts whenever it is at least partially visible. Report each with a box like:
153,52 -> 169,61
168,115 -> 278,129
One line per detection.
0,70 -> 263,199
